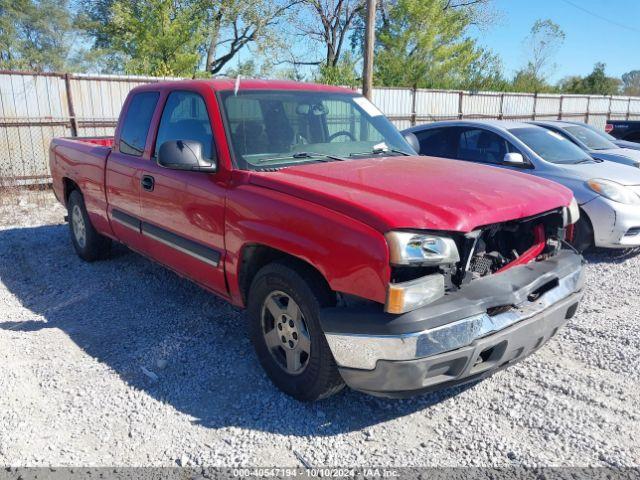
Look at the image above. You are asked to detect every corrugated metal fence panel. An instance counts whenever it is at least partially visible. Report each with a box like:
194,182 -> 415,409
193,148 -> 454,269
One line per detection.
462,92 -> 501,118
630,98 -> 640,114
372,87 -> 412,120
0,73 -> 67,119
588,96 -> 611,114
502,94 -> 535,118
415,90 -> 460,121
535,94 -> 561,116
610,96 -> 630,116
588,115 -> 609,129
561,95 -> 589,115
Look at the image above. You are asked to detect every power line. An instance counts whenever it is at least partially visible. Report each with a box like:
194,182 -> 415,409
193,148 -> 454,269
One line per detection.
560,0 -> 640,34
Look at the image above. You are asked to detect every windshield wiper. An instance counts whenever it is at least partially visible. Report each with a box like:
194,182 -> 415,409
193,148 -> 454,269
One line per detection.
256,152 -> 346,164
349,147 -> 413,157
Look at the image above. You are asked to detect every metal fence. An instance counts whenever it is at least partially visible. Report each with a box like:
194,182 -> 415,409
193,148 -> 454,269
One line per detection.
2,69 -> 640,184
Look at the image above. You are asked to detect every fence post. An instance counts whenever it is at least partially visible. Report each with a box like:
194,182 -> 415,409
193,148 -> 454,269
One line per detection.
498,93 -> 504,120
585,96 -> 590,124
64,73 -> 78,137
410,85 -> 417,126
606,95 -> 613,121
626,97 -> 632,120
532,92 -> 537,120
458,91 -> 464,119
558,95 -> 563,120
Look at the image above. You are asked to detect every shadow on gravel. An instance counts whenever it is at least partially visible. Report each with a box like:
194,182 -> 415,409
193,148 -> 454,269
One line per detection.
0,224 -> 529,436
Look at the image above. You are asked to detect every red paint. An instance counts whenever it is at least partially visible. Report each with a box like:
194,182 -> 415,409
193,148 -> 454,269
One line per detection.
496,224 -> 546,274
50,80 -> 573,308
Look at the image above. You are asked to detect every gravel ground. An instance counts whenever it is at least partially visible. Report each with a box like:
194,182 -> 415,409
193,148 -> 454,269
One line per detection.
0,190 -> 639,468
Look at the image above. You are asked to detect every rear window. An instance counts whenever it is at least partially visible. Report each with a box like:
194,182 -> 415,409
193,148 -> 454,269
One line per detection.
119,92 -> 159,156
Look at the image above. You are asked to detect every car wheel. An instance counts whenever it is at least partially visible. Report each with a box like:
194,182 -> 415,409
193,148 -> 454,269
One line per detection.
248,261 -> 344,401
570,211 -> 594,253
68,190 -> 111,261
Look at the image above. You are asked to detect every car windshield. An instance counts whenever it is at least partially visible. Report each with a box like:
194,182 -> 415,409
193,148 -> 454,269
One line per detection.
563,124 -> 618,150
510,127 -> 593,164
218,90 -> 414,170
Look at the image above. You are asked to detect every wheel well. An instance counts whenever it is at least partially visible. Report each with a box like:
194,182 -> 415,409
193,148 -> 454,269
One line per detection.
62,177 -> 79,206
239,244 -> 334,305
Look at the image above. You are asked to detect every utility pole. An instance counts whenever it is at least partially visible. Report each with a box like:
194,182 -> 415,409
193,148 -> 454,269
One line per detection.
362,0 -> 376,100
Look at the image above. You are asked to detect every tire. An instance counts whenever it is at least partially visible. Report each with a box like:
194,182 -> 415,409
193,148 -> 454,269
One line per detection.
571,211 -> 594,253
248,261 -> 345,401
67,190 -> 111,262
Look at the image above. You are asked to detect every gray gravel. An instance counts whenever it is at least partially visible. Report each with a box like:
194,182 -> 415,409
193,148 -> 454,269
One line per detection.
0,191 -> 639,468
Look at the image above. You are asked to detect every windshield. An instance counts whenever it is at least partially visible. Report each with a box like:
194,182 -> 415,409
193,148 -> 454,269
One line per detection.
218,90 -> 414,170
510,127 -> 593,164
563,125 -> 618,150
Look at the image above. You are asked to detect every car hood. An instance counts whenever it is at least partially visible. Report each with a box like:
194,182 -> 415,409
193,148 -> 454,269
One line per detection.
614,140 -> 640,151
248,156 -> 572,233
554,159 -> 640,186
591,148 -> 640,166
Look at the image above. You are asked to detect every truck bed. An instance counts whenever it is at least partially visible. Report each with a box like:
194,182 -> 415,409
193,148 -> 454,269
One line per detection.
49,136 -> 115,238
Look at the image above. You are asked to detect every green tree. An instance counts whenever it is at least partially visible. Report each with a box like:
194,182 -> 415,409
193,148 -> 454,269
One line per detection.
316,52 -> 359,86
373,0 -> 495,88
622,70 -> 640,96
0,0 -> 77,71
559,63 -> 621,95
512,19 -> 565,93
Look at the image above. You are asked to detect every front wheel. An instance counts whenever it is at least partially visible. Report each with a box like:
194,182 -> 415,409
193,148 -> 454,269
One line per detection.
248,262 -> 344,401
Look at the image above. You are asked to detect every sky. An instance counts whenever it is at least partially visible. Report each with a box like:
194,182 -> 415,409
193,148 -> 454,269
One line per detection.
475,0 -> 640,83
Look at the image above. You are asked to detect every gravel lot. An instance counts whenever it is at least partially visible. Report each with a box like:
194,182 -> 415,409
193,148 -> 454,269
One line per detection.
0,190 -> 639,468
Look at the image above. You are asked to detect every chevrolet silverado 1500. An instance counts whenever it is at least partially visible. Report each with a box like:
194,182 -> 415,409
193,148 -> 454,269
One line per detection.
50,80 -> 584,401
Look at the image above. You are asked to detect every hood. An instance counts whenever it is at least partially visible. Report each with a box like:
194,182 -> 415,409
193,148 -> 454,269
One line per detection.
591,148 -> 640,167
555,158 -> 640,185
249,156 -> 572,233
613,140 -> 640,151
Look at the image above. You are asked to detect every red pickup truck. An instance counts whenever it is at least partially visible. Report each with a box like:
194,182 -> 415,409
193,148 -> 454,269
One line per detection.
50,79 -> 584,401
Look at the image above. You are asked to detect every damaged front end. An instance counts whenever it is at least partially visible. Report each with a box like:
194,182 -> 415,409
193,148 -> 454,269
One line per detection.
385,204 -> 578,314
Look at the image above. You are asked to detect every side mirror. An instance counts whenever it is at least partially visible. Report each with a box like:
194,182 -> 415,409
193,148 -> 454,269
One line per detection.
403,132 -> 420,154
157,140 -> 217,172
503,152 -> 527,167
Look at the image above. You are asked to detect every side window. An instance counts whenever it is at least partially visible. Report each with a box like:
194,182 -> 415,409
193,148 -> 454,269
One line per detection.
415,128 -> 458,158
456,128 -> 509,164
155,91 -> 214,160
119,92 -> 159,156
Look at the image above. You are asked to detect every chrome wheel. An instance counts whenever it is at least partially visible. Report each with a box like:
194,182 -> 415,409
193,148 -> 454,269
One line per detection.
261,291 -> 311,375
71,204 -> 86,248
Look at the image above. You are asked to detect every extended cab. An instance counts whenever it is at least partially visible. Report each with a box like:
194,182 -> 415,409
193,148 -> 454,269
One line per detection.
50,80 -> 584,400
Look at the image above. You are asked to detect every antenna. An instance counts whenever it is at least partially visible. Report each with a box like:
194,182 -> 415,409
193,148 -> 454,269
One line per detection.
234,75 -> 241,96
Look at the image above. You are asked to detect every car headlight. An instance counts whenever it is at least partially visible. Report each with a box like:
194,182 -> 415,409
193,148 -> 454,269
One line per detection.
385,231 -> 460,266
384,232 -> 459,314
563,197 -> 580,225
586,179 -> 640,205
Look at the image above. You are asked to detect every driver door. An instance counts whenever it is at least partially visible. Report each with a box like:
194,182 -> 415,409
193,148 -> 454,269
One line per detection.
139,89 -> 228,296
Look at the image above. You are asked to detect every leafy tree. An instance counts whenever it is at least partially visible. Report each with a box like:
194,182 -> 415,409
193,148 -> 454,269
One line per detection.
559,63 -> 621,95
512,19 -> 564,92
373,0 -> 493,89
316,51 -> 359,86
0,0 -> 77,71
622,70 -> 640,96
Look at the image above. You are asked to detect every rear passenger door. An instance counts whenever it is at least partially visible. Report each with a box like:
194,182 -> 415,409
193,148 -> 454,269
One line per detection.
139,89 -> 228,296
106,91 -> 159,252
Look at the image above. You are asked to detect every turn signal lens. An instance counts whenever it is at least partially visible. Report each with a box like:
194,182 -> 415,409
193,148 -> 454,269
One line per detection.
386,274 -> 445,314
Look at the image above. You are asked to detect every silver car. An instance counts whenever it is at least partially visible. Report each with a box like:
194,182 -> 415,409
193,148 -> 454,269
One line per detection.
402,120 -> 640,250
531,120 -> 640,168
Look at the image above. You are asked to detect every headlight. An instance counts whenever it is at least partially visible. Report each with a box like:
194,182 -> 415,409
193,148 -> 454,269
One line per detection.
386,274 -> 445,314
385,231 -> 460,266
586,179 -> 640,205
563,197 -> 580,225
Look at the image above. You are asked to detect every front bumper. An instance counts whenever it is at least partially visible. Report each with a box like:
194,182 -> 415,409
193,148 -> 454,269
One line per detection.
581,196 -> 640,248
320,250 -> 584,397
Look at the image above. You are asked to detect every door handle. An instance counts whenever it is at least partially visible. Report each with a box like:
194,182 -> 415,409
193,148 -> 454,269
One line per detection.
141,175 -> 154,192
